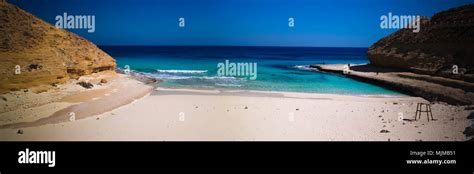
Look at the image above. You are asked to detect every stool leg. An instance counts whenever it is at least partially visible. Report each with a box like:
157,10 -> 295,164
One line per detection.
428,104 -> 434,121
415,103 -> 419,121
417,103 -> 421,121
425,104 -> 430,122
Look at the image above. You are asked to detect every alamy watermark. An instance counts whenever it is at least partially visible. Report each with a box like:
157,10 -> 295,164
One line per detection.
55,12 -> 95,33
288,17 -> 295,27
380,12 -> 421,33
179,17 -> 185,28
452,65 -> 458,74
18,148 -> 55,167
217,60 -> 257,80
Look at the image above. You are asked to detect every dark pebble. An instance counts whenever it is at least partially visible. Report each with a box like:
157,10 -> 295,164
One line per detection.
463,127 -> 474,136
77,81 -> 93,89
467,112 -> 474,119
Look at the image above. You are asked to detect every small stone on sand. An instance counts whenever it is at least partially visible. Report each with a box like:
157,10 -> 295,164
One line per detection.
77,81 -> 94,89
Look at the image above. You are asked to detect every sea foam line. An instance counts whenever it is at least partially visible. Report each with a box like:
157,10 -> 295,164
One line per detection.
294,65 -> 314,71
156,69 -> 208,74
142,72 -> 242,81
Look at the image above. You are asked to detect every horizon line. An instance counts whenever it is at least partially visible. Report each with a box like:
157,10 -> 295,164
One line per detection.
97,45 -> 369,49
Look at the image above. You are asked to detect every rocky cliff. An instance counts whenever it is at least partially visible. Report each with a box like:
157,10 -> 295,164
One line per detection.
368,4 -> 474,82
0,1 -> 116,94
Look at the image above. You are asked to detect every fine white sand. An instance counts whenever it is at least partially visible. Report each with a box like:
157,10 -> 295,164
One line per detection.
0,79 -> 470,141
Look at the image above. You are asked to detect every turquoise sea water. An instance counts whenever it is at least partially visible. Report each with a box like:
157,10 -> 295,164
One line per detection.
100,46 -> 403,95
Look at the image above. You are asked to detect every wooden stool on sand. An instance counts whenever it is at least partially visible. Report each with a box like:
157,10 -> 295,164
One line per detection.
415,103 -> 435,121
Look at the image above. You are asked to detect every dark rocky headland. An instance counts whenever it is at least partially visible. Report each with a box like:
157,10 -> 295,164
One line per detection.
313,4 -> 474,106
367,4 -> 474,82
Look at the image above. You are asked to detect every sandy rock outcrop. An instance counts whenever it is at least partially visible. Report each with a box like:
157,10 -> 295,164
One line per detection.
0,1 -> 116,94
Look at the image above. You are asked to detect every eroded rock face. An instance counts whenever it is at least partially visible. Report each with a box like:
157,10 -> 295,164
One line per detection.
0,1 -> 116,94
368,4 -> 474,82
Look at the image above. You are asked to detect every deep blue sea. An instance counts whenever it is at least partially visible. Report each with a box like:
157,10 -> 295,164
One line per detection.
100,46 -> 403,95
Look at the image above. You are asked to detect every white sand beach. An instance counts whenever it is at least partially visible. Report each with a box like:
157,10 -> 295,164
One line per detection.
0,73 -> 470,141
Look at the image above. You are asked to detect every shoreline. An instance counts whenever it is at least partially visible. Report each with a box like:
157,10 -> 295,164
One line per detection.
0,76 -> 471,141
0,70 -> 410,130
154,86 -> 410,98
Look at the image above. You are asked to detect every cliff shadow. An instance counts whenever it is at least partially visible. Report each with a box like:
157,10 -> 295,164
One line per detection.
349,64 -> 408,73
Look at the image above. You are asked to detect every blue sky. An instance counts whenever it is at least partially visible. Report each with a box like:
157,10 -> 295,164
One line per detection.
11,0 -> 474,47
